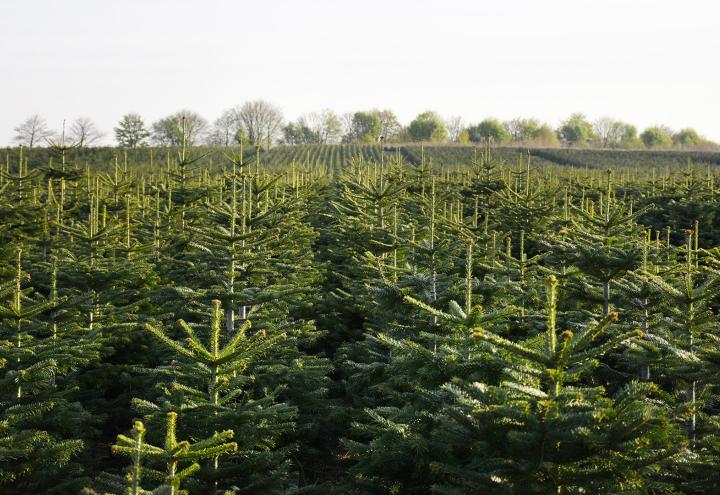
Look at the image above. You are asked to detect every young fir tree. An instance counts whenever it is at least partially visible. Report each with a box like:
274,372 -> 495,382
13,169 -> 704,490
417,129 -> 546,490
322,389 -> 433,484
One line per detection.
337,159 -> 547,493
84,412 -> 236,495
546,171 -> 650,315
0,150 -> 45,248
157,155 -> 319,334
493,155 -> 555,245
477,229 -> 545,333
430,275 -> 684,494
336,171 -> 465,401
340,198 -> 518,493
320,157 -> 408,328
151,154 -> 332,486
52,180 -> 161,472
138,300 -> 297,493
613,229 -> 667,382
0,248 -> 97,492
643,230 -> 720,449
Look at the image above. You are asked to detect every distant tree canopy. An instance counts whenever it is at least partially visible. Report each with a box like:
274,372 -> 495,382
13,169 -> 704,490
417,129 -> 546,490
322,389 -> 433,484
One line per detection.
315,110 -> 344,144
446,116 -> 465,142
467,118 -> 509,144
114,113 -> 150,148
376,110 -> 402,141
502,118 -> 559,146
13,115 -> 52,148
283,119 -> 321,145
69,117 -> 104,147
346,111 -> 382,143
341,109 -> 402,143
152,110 -> 208,146
673,128 -> 710,148
206,108 -> 242,147
9,107 -> 719,150
641,126 -> 673,148
533,124 -> 561,146
558,113 -> 595,146
408,111 -> 448,142
592,117 -> 639,148
281,111 -> 344,145
505,118 -> 542,142
457,129 -> 471,144
237,100 -> 284,147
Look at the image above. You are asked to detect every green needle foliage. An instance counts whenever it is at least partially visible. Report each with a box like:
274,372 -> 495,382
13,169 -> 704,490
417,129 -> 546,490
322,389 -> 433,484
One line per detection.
85,413 -> 236,495
546,171 -> 651,315
139,300 -> 300,493
431,276 -> 685,494
0,248 -> 95,492
4,143 -> 720,493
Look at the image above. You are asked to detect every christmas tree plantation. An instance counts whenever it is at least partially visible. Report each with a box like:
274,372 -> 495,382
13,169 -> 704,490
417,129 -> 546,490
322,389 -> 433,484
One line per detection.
3,143 -> 720,494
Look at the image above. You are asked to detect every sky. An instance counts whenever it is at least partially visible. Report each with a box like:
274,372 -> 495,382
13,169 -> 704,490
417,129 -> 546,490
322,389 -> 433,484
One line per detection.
1,0 -> 719,145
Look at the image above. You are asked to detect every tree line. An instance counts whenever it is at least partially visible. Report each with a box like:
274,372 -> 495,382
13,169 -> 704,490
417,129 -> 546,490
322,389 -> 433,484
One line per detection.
11,102 -> 717,150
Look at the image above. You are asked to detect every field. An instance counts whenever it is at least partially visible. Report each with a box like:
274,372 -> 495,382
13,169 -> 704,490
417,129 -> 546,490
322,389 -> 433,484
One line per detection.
3,143 -> 720,493
7,143 -> 720,174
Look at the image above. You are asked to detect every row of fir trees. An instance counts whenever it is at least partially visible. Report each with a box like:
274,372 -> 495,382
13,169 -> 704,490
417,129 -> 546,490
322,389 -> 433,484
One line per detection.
3,141 -> 720,493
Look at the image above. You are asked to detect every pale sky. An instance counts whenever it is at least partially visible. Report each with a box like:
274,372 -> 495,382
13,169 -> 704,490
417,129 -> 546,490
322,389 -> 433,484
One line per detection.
1,0 -> 719,145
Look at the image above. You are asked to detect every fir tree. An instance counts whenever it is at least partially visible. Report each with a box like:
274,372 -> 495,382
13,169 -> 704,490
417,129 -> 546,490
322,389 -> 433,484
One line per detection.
644,230 -> 720,447
138,300 -> 302,493
0,248 -> 96,492
85,413 -> 236,495
431,275 -> 684,494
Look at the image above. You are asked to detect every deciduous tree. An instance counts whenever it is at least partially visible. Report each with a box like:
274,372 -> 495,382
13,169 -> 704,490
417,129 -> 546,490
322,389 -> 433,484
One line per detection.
69,117 -> 104,147
641,126 -> 673,148
673,128 -> 705,148
345,111 -> 382,143
408,111 -> 448,142
558,113 -> 595,146
114,113 -> 150,148
151,110 -> 208,146
467,118 -> 509,144
13,115 -> 52,148
237,100 -> 284,148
